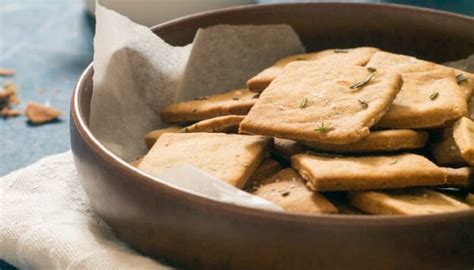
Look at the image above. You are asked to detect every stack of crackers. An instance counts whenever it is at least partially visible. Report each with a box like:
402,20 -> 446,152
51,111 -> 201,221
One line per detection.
136,48 -> 474,216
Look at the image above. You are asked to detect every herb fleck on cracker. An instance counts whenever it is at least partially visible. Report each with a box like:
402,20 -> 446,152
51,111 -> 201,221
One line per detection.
456,73 -> 468,84
429,92 -> 439,101
299,97 -> 308,109
315,121 -> 333,133
350,72 -> 376,89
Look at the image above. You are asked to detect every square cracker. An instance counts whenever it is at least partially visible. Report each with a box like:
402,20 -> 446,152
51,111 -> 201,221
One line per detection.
291,153 -> 447,191
240,62 -> 402,144
300,129 -> 428,153
368,51 -> 474,99
247,47 -> 380,92
160,88 -> 257,123
252,168 -> 338,214
375,69 -> 467,128
348,189 -> 470,215
367,51 -> 470,128
144,115 -> 245,148
453,117 -> 474,165
139,133 -> 272,188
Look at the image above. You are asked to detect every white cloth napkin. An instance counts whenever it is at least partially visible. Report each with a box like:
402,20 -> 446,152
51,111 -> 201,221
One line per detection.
0,152 -> 171,270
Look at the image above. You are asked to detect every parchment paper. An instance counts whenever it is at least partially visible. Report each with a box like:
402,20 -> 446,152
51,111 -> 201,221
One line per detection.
90,4 -> 304,161
89,4 -> 304,210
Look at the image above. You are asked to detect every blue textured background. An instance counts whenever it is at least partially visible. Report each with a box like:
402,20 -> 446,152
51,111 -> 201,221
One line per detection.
0,0 -> 473,269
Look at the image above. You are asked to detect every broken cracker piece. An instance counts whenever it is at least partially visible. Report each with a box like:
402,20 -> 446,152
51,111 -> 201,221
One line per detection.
139,133 -> 272,188
253,168 -> 338,214
292,153 -> 447,191
25,102 -> 61,124
348,188 -> 470,215
0,68 -> 15,76
0,107 -> 21,119
160,88 -> 256,124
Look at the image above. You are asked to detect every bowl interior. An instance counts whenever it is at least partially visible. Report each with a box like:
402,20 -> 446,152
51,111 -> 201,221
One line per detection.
76,2 -> 474,219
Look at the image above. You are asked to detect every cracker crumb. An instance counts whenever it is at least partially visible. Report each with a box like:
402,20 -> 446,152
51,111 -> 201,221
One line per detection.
25,102 -> 61,124
0,68 -> 15,76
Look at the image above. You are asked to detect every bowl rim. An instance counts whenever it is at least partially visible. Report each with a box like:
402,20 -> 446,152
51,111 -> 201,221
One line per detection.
72,1 -> 474,227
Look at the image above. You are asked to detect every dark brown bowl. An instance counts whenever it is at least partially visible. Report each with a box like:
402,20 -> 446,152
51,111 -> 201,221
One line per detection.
71,3 -> 474,269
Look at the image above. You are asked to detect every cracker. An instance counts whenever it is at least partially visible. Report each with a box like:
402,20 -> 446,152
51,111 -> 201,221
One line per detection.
138,133 -> 272,188
301,129 -> 428,153
444,167 -> 474,188
144,126 -> 183,149
244,157 -> 282,191
272,138 -> 304,160
348,189 -> 470,215
25,102 -> 61,124
367,52 -> 469,128
376,69 -> 467,128
144,115 -> 245,148
247,47 -> 380,92
291,153 -> 447,191
252,168 -> 338,214
182,115 -> 244,133
467,193 -> 474,205
130,156 -> 144,168
431,127 -> 467,166
453,117 -> 474,165
160,88 -> 257,123
240,62 -> 402,144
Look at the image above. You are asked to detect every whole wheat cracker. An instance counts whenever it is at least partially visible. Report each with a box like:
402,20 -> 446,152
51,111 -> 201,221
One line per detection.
291,153 -> 447,191
348,189 -> 470,215
252,168 -> 338,214
138,133 -> 272,188
240,62 -> 402,144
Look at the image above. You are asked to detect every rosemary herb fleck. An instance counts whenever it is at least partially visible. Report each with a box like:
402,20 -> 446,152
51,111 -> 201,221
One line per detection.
299,97 -> 308,109
281,191 -> 290,197
350,72 -> 376,89
295,57 -> 305,61
315,121 -> 333,133
366,67 -> 377,73
456,73 -> 468,84
334,49 -> 349,53
389,160 -> 398,165
252,93 -> 261,99
232,97 -> 240,101
429,92 -> 439,101
358,99 -> 369,109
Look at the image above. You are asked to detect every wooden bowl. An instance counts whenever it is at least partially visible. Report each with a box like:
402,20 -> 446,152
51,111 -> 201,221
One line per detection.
71,3 -> 474,269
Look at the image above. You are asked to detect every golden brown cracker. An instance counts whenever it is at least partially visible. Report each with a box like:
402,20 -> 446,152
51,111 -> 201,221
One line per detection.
444,167 -> 474,188
160,88 -> 257,123
453,117 -> 474,165
247,47 -> 380,92
139,133 -> 272,188
253,168 -> 338,214
240,62 -> 402,144
292,153 -> 446,191
348,188 -> 470,215
244,158 -> 282,191
301,129 -> 428,153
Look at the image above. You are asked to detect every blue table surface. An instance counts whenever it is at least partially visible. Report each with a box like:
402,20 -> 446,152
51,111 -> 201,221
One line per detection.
0,0 -> 473,269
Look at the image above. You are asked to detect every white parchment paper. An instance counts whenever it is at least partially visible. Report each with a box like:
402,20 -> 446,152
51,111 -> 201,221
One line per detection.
89,4 -> 303,210
90,4 -> 305,161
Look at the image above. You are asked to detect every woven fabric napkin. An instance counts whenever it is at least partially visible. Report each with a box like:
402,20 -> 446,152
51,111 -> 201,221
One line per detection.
0,152 -> 171,269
